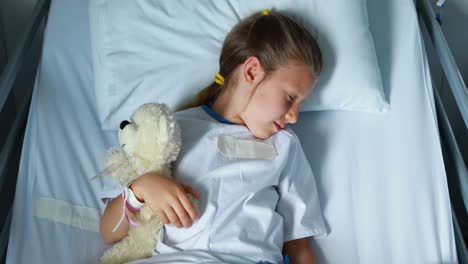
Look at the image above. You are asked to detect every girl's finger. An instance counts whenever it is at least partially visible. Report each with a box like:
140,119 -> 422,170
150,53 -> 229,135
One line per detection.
178,192 -> 198,221
164,206 -> 182,228
181,184 -> 201,198
172,201 -> 192,228
156,209 -> 170,224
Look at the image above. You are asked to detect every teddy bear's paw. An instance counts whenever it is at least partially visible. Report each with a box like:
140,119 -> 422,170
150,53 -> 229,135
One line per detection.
105,150 -> 143,186
105,148 -> 128,167
139,206 -> 154,222
128,219 -> 162,246
99,235 -> 152,264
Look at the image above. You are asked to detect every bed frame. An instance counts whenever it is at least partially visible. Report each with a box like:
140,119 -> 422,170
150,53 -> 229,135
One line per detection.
0,0 -> 466,262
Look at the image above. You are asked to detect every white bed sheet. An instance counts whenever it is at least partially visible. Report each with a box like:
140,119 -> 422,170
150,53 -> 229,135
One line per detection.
291,0 -> 457,262
5,0 -> 457,263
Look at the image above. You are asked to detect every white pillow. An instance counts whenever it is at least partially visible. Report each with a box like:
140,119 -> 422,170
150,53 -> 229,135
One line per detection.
89,0 -> 390,130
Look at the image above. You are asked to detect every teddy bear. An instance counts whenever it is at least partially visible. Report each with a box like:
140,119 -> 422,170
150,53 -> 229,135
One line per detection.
99,103 -> 185,264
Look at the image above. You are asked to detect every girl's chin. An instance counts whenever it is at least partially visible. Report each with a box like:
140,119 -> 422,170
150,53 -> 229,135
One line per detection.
254,129 -> 277,139
245,123 -> 278,139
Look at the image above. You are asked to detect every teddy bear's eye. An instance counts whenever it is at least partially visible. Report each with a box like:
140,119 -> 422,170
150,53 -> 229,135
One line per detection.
120,120 -> 131,130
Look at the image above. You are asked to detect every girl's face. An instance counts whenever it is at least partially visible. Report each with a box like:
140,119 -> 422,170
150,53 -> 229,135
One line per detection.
240,60 -> 316,139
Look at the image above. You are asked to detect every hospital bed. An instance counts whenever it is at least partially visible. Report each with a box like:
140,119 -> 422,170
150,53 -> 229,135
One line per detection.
0,0 -> 466,263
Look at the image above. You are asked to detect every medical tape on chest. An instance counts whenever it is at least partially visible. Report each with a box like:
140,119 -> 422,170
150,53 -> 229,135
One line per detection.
216,135 -> 277,160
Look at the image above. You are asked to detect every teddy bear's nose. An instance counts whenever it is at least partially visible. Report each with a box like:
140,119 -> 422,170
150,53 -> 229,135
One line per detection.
120,120 -> 130,130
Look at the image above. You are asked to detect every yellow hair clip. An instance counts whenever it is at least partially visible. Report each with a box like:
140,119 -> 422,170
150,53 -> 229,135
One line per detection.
214,73 -> 225,85
262,9 -> 270,15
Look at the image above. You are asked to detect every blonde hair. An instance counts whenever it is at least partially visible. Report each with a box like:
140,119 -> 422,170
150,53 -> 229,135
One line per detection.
183,10 -> 322,109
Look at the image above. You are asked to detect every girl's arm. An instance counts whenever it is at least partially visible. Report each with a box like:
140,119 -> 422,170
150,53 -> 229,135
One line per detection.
283,238 -> 317,264
99,172 -> 200,244
100,194 -> 136,243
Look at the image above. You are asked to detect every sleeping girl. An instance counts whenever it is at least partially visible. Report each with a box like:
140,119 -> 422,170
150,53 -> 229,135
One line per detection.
100,9 -> 328,264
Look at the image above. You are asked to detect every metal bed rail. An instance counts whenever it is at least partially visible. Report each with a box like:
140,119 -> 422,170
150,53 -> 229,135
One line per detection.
417,0 -> 468,212
0,0 -> 50,260
416,0 -> 468,262
0,0 -> 50,112
417,0 -> 468,129
434,83 -> 468,262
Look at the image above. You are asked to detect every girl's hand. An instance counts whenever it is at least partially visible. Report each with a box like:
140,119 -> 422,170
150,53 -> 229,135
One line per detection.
283,238 -> 317,264
130,172 -> 200,228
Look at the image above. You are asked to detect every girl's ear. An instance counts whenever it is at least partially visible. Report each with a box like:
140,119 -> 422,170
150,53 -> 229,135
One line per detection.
243,56 -> 265,86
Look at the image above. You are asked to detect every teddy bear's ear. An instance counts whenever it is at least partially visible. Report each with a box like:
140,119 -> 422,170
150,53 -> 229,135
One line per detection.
158,116 -> 169,141
164,118 -> 182,163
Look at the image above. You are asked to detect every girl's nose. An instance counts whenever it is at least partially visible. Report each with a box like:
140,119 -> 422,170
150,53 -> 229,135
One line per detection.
285,105 -> 299,124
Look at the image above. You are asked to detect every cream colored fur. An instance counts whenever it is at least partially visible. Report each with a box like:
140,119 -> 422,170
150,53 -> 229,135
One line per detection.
99,103 -> 182,264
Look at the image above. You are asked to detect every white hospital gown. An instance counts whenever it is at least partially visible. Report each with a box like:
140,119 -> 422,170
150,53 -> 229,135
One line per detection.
100,106 -> 328,264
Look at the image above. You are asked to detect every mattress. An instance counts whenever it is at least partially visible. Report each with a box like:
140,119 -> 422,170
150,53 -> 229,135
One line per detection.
5,0 -> 457,263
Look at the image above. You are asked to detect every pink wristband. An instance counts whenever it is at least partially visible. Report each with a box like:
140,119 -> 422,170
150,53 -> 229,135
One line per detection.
125,187 -> 145,212
111,188 -> 144,233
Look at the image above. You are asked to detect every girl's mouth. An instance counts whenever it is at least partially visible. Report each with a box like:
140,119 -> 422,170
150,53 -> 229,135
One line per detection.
274,122 -> 283,130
